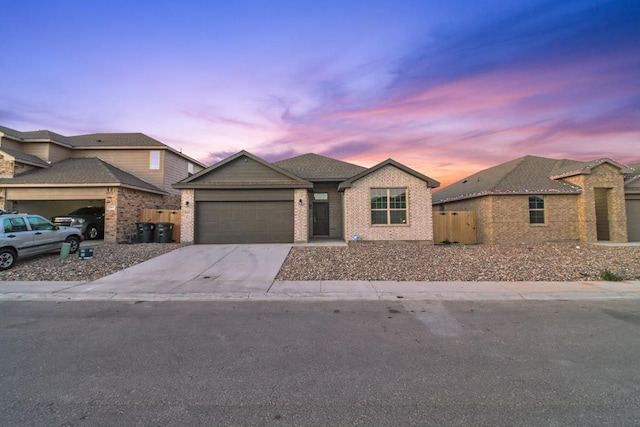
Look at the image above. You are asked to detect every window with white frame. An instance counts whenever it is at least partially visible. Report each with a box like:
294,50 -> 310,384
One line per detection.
529,195 -> 545,224
188,162 -> 194,174
150,151 -> 161,170
371,188 -> 407,225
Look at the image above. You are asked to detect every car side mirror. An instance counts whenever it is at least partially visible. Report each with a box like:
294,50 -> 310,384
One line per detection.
54,225 -> 60,230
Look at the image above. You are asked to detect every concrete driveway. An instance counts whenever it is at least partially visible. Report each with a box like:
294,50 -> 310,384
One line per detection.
67,244 -> 292,296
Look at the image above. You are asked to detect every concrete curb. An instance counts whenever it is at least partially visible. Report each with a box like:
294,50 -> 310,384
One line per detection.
0,280 -> 639,302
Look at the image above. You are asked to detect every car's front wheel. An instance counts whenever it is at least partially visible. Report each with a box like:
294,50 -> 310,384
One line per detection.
65,236 -> 81,254
0,248 -> 17,270
85,225 -> 99,240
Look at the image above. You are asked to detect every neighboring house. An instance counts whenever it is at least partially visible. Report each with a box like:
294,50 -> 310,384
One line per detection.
174,151 -> 440,244
0,125 -> 205,242
433,155 -> 639,243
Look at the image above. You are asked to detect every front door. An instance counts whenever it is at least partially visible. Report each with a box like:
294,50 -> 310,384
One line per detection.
594,188 -> 610,241
313,203 -> 330,236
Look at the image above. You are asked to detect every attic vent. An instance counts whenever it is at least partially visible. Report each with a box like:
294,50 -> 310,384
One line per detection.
96,139 -> 102,142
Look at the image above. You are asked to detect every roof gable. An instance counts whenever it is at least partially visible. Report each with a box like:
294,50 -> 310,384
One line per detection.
274,153 -> 367,181
550,157 -> 632,179
0,157 -> 165,193
338,159 -> 440,190
174,150 -> 312,189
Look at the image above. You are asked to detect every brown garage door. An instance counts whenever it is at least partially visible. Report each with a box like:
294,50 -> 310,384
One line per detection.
196,201 -> 294,244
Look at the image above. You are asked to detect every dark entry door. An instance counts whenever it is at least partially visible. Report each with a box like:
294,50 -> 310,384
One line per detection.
313,203 -> 329,236
594,188 -> 610,241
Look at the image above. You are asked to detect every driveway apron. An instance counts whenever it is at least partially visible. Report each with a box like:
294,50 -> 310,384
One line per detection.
65,244 -> 292,295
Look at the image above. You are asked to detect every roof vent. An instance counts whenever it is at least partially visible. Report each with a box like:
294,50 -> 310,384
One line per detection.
96,139 -> 102,142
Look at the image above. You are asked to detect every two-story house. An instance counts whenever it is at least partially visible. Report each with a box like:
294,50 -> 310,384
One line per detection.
0,125 -> 205,242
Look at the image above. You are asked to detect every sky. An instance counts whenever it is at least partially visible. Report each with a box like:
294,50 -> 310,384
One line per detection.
0,0 -> 638,187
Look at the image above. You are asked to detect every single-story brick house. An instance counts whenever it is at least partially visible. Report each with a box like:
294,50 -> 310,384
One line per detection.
433,155 -> 639,243
174,151 -> 440,244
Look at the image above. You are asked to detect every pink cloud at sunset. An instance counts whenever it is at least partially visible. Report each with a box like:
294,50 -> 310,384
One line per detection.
0,0 -> 637,188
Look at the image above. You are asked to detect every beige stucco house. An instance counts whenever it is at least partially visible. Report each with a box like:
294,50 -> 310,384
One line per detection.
174,151 -> 440,244
433,155 -> 639,243
0,125 -> 205,242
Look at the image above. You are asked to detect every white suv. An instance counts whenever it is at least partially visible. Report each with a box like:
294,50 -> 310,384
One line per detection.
0,212 -> 83,270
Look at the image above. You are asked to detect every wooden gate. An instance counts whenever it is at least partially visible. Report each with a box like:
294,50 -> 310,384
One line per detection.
433,211 -> 477,244
138,209 -> 181,242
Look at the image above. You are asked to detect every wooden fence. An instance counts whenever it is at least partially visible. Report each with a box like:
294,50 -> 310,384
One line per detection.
138,209 -> 181,243
432,211 -> 477,244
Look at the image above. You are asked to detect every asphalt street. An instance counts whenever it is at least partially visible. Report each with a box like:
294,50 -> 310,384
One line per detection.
1,300 -> 639,426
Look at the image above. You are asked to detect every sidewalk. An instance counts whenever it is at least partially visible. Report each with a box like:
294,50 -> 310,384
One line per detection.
0,279 -> 638,301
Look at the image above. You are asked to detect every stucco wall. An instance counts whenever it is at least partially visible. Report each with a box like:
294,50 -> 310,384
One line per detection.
343,165 -> 433,242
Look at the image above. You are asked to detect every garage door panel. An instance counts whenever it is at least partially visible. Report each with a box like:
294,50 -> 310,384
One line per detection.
196,200 -> 294,244
627,199 -> 640,242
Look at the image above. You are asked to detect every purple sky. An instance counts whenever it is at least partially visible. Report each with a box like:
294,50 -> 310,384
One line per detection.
1,0 -> 638,186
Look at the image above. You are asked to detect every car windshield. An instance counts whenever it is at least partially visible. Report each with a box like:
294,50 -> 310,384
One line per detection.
69,207 -> 102,215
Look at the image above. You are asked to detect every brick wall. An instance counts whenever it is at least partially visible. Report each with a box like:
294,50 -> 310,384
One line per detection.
343,165 -> 434,242
104,187 -> 164,242
440,195 -> 580,243
294,188 -> 308,243
179,189 -> 195,243
563,163 -> 628,242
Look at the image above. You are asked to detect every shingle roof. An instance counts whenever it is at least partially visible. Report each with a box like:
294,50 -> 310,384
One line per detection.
274,153 -> 367,181
0,125 -> 71,146
174,150 -> 313,189
433,155 -> 585,203
68,133 -> 166,147
0,157 -> 165,193
0,147 -> 50,167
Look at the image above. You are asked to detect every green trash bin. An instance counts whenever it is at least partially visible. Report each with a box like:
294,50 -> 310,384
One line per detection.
136,222 -> 155,243
155,222 -> 174,243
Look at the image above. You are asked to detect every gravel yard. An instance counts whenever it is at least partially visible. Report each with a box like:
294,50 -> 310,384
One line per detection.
276,242 -> 640,282
0,243 -> 185,282
0,241 -> 638,282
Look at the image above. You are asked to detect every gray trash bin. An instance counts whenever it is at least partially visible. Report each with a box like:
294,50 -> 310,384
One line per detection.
155,222 -> 174,243
136,222 -> 155,243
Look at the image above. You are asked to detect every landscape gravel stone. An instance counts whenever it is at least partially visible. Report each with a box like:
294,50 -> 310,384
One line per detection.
0,241 -> 638,283
276,242 -> 640,282
0,243 -> 185,282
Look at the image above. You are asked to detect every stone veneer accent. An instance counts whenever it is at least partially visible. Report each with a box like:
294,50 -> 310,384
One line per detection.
104,187 -> 164,242
343,165 -> 434,242
563,163 -> 628,242
0,156 -> 38,179
294,188 -> 309,243
180,189 -> 195,243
